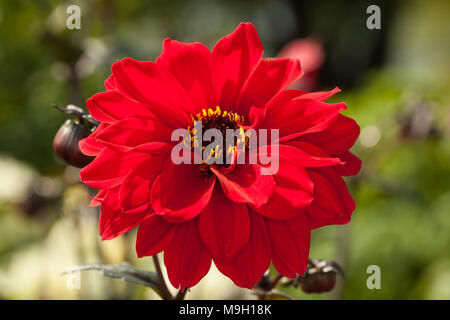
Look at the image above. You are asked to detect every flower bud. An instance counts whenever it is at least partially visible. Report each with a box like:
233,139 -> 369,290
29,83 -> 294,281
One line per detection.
299,259 -> 344,294
300,270 -> 337,294
52,105 -> 96,168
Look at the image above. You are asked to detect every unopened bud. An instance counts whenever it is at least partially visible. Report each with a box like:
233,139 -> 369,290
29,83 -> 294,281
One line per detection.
298,259 -> 344,294
52,104 -> 97,168
300,270 -> 337,293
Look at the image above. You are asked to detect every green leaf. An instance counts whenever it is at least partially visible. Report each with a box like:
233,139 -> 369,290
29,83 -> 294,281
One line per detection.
62,263 -> 161,295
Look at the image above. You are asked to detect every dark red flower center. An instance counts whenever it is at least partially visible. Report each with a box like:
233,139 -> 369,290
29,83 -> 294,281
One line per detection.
187,106 -> 248,168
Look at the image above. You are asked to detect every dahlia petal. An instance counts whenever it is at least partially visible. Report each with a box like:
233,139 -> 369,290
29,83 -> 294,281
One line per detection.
307,168 -> 356,229
89,189 -> 107,207
273,163 -> 314,207
215,211 -> 271,289
156,39 -> 215,110
266,87 -> 340,114
297,87 -> 341,101
264,98 -> 346,141
333,151 -> 362,176
128,141 -> 173,154
80,148 -> 148,189
211,164 -> 275,208
164,218 -> 212,290
255,193 -> 305,220
266,89 -> 306,111
237,57 -> 303,115
87,90 -> 157,124
253,158 -> 313,219
285,140 -> 333,157
211,22 -> 263,109
99,187 -> 148,240
119,173 -> 152,214
265,215 -> 310,278
151,161 -> 216,223
119,154 -> 167,213
244,105 -> 266,129
104,74 -> 116,91
257,144 -> 342,169
79,123 -> 108,156
136,214 -> 177,257
300,115 -> 360,155
112,58 -> 192,127
96,117 -> 174,149
199,186 -> 250,263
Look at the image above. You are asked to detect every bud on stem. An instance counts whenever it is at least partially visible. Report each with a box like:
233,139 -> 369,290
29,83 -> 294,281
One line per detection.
52,104 -> 97,168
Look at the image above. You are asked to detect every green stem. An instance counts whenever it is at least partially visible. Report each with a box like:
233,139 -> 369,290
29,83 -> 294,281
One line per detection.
152,255 -> 173,300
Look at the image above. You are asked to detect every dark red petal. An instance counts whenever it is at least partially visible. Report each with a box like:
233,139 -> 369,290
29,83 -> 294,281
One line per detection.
99,187 -> 148,240
266,87 -> 340,114
300,114 -> 360,155
199,186 -> 250,263
211,164 -> 275,208
104,74 -> 116,91
333,151 -> 361,176
119,153 -> 167,213
156,39 -> 215,110
151,162 -> 216,223
296,87 -> 341,102
307,168 -> 356,229
266,89 -> 305,111
265,215 -> 310,278
215,211 -> 271,289
89,189 -> 107,207
237,57 -> 302,115
136,214 -> 177,257
79,123 -> 108,156
283,141 -> 345,168
112,58 -> 192,127
96,118 -> 174,149
253,158 -> 313,219
257,144 -> 342,169
272,161 -> 313,207
264,98 -> 346,141
244,105 -> 266,129
164,219 -> 212,290
87,90 -> 158,124
129,141 -> 173,154
255,193 -> 304,220
120,174 -> 152,213
80,148 -> 148,189
211,22 -> 263,109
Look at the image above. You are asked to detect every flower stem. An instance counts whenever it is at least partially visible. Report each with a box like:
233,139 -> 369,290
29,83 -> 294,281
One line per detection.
174,288 -> 187,300
267,273 -> 283,291
259,273 -> 284,300
152,255 -> 173,300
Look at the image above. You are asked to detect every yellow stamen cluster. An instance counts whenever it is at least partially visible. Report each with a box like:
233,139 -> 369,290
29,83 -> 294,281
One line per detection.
186,106 -> 249,165
190,106 -> 244,124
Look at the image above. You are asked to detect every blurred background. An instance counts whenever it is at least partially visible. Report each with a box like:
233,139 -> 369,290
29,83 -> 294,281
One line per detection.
0,0 -> 449,299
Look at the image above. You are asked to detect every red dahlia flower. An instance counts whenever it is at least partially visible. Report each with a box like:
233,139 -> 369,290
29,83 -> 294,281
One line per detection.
79,23 -> 361,290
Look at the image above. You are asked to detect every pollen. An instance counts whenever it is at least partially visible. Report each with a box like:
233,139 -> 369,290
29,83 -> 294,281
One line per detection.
190,106 -> 244,128
186,106 -> 249,165
187,106 -> 245,140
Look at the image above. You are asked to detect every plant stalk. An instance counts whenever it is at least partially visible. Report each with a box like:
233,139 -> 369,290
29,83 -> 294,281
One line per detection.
152,255 -> 173,300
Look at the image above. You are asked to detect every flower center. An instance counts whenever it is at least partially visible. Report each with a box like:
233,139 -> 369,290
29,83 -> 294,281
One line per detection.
188,106 -> 244,135
187,106 -> 248,167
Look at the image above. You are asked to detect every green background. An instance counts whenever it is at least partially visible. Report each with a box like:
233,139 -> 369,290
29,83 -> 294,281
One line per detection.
0,0 -> 449,299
